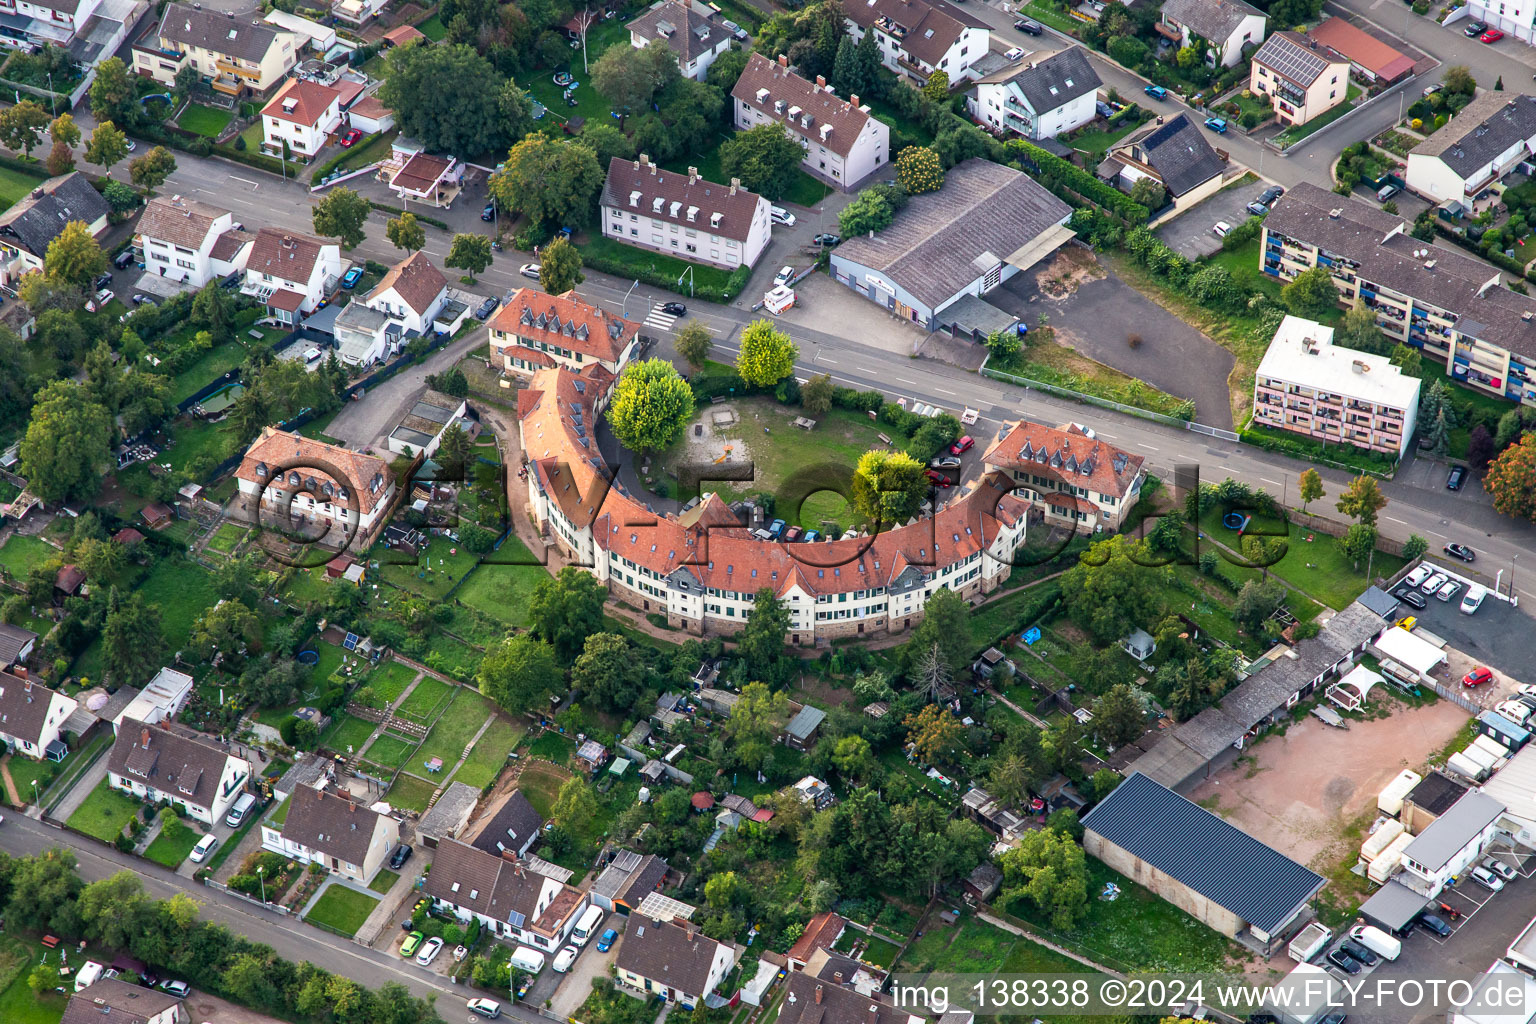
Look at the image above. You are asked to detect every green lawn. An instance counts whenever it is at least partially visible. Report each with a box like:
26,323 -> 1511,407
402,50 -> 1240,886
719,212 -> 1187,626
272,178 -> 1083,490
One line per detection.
67,780 -> 142,842
455,551 -> 541,629
137,557 -> 221,649
0,534 -> 56,579
373,536 -> 482,599
516,766 -> 566,819
522,20 -> 630,135
0,934 -> 68,1024
451,716 -> 524,790
322,713 -> 378,757
423,631 -> 483,682
1070,118 -> 1141,164
369,869 -> 400,894
1202,235 -> 1281,302
303,884 -> 380,936
0,164 -> 47,213
171,342 -> 249,403
395,676 -> 453,721
3,754 -> 59,809
660,140 -> 831,208
370,661 -> 420,706
1276,81 -> 1363,148
578,234 -> 741,298
361,732 -> 419,771
417,13 -> 447,39
205,521 -> 247,554
417,690 -> 495,771
160,416 -> 237,477
178,104 -> 234,138
385,772 -> 438,812
144,818 -> 202,868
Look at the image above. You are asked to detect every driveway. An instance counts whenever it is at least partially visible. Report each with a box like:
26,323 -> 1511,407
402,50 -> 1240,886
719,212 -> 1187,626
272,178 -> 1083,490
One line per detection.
326,323 -> 492,449
1155,184 -> 1272,260
548,914 -> 625,1018
993,265 -> 1237,430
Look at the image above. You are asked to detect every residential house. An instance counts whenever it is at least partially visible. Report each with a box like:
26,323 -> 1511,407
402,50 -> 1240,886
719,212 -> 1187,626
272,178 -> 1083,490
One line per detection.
731,53 -> 890,190
261,78 -> 343,159
112,667 -> 196,732
235,427 -> 395,550
1306,17 -> 1414,84
1398,790 -> 1505,896
1252,315 -> 1421,457
1156,0 -> 1266,68
0,172 -> 110,287
136,194 -> 247,288
365,250 -> 450,335
386,389 -> 467,458
62,977 -> 186,1024
785,911 -> 845,969
842,0 -> 992,87
107,720 -> 251,827
776,968 -> 926,1024
628,0 -> 733,80
1099,113 -> 1227,210
262,783 -> 399,883
0,623 -> 36,670
0,0 -> 103,53
602,155 -> 773,270
1262,182 -> 1536,409
133,4 -> 299,97
981,418 -> 1146,531
1083,772 -> 1324,951
967,46 -> 1101,140
1463,0 -> 1536,45
423,839 -> 588,950
0,671 -> 77,760
590,849 -> 672,912
829,158 -> 1072,331
1248,31 -> 1349,127
332,303 -> 398,369
466,790 -> 544,859
241,228 -> 342,322
1405,93 -> 1536,205
332,0 -> 387,26
263,9 -> 335,52
615,916 -> 738,1007
488,288 -> 642,383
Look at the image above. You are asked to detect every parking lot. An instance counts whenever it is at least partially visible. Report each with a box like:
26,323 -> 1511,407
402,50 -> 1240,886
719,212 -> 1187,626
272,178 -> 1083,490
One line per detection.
1385,564 -> 1535,688
1155,181 -> 1278,260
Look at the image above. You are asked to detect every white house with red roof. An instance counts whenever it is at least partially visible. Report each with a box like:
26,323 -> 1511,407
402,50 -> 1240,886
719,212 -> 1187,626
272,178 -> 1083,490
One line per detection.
242,228 -> 342,322
261,78 -> 343,159
489,289 -> 642,386
235,428 -> 395,550
982,419 -> 1146,531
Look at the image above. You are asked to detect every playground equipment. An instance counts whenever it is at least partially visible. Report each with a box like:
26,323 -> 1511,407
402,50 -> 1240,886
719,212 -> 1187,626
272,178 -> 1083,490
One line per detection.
713,446 -> 734,464
1222,511 -> 1251,533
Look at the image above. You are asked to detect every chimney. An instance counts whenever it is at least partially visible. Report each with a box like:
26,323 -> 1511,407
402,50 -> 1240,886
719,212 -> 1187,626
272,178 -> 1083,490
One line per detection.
815,986 -> 824,1005
639,152 -> 650,166
778,53 -> 788,67
11,666 -> 24,679
729,177 -> 741,194
833,972 -> 844,984
816,74 -> 826,87
850,93 -> 860,106
688,166 -> 698,183
140,728 -> 151,749
868,1005 -> 880,1024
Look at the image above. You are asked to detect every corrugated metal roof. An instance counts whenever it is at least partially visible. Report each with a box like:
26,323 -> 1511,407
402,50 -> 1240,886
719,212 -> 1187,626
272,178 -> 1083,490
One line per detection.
1082,772 -> 1324,932
1402,791 -> 1504,871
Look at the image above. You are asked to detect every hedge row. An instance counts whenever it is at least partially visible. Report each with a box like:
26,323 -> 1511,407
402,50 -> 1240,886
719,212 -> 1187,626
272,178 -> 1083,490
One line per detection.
1008,139 -> 1149,224
579,248 -> 750,303
366,201 -> 450,231
309,132 -> 382,184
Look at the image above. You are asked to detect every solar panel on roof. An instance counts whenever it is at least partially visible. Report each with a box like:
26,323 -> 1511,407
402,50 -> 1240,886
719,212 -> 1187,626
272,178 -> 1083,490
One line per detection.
343,633 -> 359,651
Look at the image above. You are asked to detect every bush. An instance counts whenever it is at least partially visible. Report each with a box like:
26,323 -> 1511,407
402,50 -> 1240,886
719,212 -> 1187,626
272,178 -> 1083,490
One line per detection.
1009,139 -> 1149,224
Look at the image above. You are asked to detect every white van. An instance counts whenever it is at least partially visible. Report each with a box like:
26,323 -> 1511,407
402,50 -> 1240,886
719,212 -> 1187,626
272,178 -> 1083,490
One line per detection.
1461,585 -> 1487,615
1349,924 -> 1402,961
509,947 -> 545,975
225,792 -> 257,828
571,905 -> 603,946
74,961 -> 104,992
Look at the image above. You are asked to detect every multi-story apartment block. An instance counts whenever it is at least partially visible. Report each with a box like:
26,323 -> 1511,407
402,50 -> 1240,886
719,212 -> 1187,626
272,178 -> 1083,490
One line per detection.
1156,0 -> 1266,67
1462,0 -> 1536,46
1405,93 -> 1536,206
627,0 -> 733,80
968,47 -> 1101,140
1248,31 -> 1349,127
981,420 -> 1146,531
517,365 -> 1035,643
1252,315 -> 1421,457
488,289 -> 642,385
261,77 -> 342,159
842,0 -> 991,87
241,227 -> 342,322
135,195 -> 251,288
1262,182 -> 1536,409
601,155 -> 772,270
235,428 -> 394,551
731,53 -> 890,191
0,0 -> 101,51
134,4 -> 298,97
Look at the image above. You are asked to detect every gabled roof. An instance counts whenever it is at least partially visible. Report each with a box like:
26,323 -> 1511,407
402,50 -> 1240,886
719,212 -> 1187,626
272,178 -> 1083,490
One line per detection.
262,78 -> 341,126
157,3 -> 290,63
0,623 -> 36,666
467,789 -> 544,856
281,783 -> 389,867
1251,31 -> 1339,87
1307,17 -> 1414,81
616,917 -> 732,998
592,848 -> 671,905
602,156 -> 766,244
489,288 -> 640,365
982,418 -> 1144,499
731,53 -> 878,159
784,704 -> 826,741
1410,93 -> 1536,179
1082,772 -> 1324,932
977,47 -> 1101,114
138,195 -> 228,251
108,718 -> 244,810
1402,790 -> 1504,871
424,839 -> 585,936
776,969 -> 926,1024
785,911 -> 845,964
367,251 -> 447,316
62,978 -> 181,1024
0,671 -> 73,747
0,172 -> 110,258
210,227 -> 254,263
627,0 -> 728,63
237,427 -> 391,514
1159,0 -> 1264,43
1116,113 -> 1225,197
247,227 -> 332,286
843,0 -> 988,67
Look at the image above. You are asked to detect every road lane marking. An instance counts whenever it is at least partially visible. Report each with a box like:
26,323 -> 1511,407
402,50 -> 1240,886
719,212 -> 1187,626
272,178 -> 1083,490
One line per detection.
229,176 -> 260,187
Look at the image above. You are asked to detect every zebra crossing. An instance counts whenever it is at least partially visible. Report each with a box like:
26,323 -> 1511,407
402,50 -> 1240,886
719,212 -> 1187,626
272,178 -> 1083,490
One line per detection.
642,305 -> 680,331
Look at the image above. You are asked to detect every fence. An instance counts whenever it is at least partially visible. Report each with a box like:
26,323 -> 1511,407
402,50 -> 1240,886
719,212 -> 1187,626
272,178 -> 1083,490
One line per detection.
1430,679 -> 1482,715
203,878 -> 295,916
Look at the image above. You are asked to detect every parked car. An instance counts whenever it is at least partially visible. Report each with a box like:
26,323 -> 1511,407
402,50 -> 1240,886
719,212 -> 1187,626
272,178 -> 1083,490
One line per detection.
482,203 -> 497,222
552,945 -> 579,973
767,518 -> 786,539
1421,572 -> 1449,594
400,931 -> 424,957
340,128 -> 362,147
389,843 -> 412,869
1339,939 -> 1378,966
926,470 -> 953,488
1480,28 -> 1505,42
161,981 -> 190,998
929,456 -> 962,470
1497,700 -> 1534,725
1403,565 -> 1433,588
1423,83 -> 1443,97
1212,221 -> 1232,237
1003,46 -> 1025,60
1464,20 -> 1488,35
1143,84 -> 1167,100
416,937 -> 444,966
1395,588 -> 1427,610
783,526 -> 803,543
802,529 -> 821,542
1463,666 -> 1494,688
950,435 -> 975,455
1326,948 -> 1362,974
1485,858 -> 1518,882
113,249 -> 136,269
341,266 -> 364,289
188,834 -> 217,863
519,263 -> 542,280
722,18 -> 749,39
661,301 -> 687,315
1203,116 -> 1228,133
1247,201 -> 1269,216
1014,16 -> 1043,33
1444,543 -> 1476,561
774,265 -> 795,287
131,294 -> 154,306
467,998 -> 503,1019
1471,865 -> 1506,892
596,928 -> 618,952
1436,579 -> 1462,602
474,297 -> 498,320
813,233 -> 840,246
1462,585 -> 1487,614
771,205 -> 796,226
1259,185 -> 1285,205
1447,465 -> 1467,490
86,288 -> 114,312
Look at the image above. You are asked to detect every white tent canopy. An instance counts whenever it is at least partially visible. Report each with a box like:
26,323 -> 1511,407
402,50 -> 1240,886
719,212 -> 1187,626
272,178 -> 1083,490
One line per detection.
1328,664 -> 1386,710
1370,627 -> 1447,680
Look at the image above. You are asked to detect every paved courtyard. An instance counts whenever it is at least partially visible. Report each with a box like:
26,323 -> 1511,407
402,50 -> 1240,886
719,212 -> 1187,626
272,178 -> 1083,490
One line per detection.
1155,184 -> 1272,261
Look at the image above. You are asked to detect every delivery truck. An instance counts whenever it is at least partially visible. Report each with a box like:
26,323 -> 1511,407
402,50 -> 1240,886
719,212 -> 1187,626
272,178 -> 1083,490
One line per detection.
1349,925 -> 1402,961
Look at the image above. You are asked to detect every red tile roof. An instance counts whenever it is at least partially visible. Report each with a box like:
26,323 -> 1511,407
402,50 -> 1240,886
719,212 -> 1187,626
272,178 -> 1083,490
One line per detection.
1308,17 -> 1415,81
982,420 -> 1145,501
731,53 -> 875,159
786,911 -> 845,964
384,24 -> 424,45
491,289 -> 640,367
238,427 -> 392,515
262,78 -> 341,127
367,251 -> 446,316
390,153 -> 454,195
267,288 -> 305,312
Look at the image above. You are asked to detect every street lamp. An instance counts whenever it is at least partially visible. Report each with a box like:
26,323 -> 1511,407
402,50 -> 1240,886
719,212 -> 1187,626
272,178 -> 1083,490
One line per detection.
257,865 -> 266,904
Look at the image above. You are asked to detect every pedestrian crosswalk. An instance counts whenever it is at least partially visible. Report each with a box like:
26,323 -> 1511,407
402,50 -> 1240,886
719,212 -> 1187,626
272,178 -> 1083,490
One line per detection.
643,305 -> 679,331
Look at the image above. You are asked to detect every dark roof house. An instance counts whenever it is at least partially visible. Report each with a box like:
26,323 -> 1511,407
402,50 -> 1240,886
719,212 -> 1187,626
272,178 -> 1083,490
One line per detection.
1104,114 -> 1225,199
467,789 -> 544,858
60,978 -> 182,1024
0,172 -> 110,261
615,917 -> 736,1003
974,46 -> 1101,113
107,719 -> 247,816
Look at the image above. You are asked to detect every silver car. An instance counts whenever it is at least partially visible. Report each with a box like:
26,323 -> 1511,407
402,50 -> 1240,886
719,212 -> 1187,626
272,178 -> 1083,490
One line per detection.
1436,579 -> 1462,602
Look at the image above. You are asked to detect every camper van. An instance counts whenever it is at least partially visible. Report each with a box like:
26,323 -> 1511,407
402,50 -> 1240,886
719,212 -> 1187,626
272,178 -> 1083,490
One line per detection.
763,286 -> 795,315
571,905 -> 603,946
74,962 -> 104,992
509,947 -> 545,975
225,793 -> 257,828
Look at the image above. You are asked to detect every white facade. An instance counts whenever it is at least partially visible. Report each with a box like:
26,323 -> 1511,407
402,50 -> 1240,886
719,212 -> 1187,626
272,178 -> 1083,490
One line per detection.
1464,0 -> 1535,44
603,201 -> 771,269
236,472 -> 390,537
138,200 -> 235,289
0,679 -> 76,760
732,55 -> 890,191
1399,792 -> 1505,897
367,276 -> 446,335
241,240 -> 342,316
0,0 -> 101,48
1405,95 -> 1536,204
108,751 -> 250,826
262,83 -> 342,159
113,667 -> 196,732
970,76 -> 1096,140
847,18 -> 990,85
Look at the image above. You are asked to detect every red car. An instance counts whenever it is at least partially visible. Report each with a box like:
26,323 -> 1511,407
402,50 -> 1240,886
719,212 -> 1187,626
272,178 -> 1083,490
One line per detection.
1463,666 -> 1494,688
925,470 -> 953,488
1480,28 -> 1504,41
340,129 -> 363,147
949,435 -> 975,455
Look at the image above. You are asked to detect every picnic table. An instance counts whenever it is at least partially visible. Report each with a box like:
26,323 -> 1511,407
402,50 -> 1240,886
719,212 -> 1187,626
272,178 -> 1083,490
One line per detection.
425,756 -> 444,773
793,417 -> 817,430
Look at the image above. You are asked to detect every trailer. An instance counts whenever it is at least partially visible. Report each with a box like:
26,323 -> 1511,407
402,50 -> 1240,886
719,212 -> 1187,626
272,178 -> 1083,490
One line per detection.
763,286 -> 795,315
1446,750 -> 1491,782
1361,819 -> 1406,862
1310,704 -> 1347,729
1377,769 -> 1421,817
1367,832 -> 1414,883
1460,743 -> 1501,775
1470,734 -> 1511,762
1288,922 -> 1331,963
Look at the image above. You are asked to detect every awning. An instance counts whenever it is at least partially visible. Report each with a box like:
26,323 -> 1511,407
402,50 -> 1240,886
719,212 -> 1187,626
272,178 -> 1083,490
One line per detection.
1360,879 -> 1428,933
1005,223 -> 1077,272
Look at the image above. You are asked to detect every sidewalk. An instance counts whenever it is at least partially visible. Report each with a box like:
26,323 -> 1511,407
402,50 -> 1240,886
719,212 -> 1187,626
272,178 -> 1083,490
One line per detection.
356,854 -> 425,948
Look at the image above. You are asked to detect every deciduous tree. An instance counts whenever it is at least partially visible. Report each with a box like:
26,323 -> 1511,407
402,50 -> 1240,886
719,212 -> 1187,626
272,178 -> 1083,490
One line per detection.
1059,535 -> 1165,644
129,146 -> 177,191
1280,265 -> 1338,317
19,380 -> 111,503
85,120 -> 128,175
90,57 -> 137,129
571,632 -> 644,712
379,42 -> 527,155
385,211 -> 426,253
1485,433 -> 1536,521
895,145 -> 944,194
528,566 -> 607,662
0,99 -> 48,157
189,598 -> 262,667
1401,534 -> 1428,560
674,319 -> 712,372
48,112 -> 81,149
446,232 -> 492,282
1335,474 -> 1387,527
849,448 -> 927,525
1341,522 -> 1378,570
838,187 -> 895,238
591,39 -> 679,124
905,704 -> 965,764
539,236 -> 584,295
735,318 -> 798,388
312,187 -> 370,250
43,221 -> 106,291
478,633 -> 562,713
999,824 -> 1089,930
552,776 -> 601,841
607,358 -> 695,453
489,136 -> 603,230
1297,467 -> 1324,511
727,681 -> 789,767
801,373 -> 834,416
719,122 -> 807,201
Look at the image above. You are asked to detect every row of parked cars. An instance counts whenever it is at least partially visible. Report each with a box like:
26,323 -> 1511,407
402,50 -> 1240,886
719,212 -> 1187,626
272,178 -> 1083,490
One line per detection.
1394,562 -> 1485,615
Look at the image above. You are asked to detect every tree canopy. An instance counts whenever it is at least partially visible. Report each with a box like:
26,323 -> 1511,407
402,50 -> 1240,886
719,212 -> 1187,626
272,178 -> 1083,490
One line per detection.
19,380 -> 111,504
528,566 -> 607,662
849,449 -> 928,526
1059,535 -> 1165,644
719,123 -> 807,201
489,136 -> 603,230
736,319 -> 798,388
607,358 -> 695,453
379,42 -> 530,155
478,633 -> 563,713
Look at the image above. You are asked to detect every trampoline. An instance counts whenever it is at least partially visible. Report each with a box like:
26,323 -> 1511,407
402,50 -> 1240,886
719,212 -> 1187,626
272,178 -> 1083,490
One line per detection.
296,650 -> 320,666
1223,512 -> 1251,532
